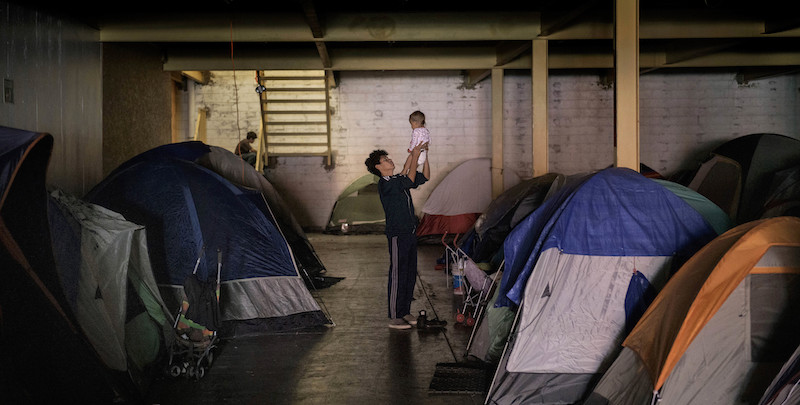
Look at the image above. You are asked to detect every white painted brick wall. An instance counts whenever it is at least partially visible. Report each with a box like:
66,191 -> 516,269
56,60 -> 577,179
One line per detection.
640,72 -> 799,176
193,69 -> 800,230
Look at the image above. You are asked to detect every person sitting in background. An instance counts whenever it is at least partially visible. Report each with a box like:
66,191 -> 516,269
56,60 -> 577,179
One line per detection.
235,131 -> 258,166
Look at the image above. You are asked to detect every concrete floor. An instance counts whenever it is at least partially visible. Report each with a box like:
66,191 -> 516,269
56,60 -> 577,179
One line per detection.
146,233 -> 490,405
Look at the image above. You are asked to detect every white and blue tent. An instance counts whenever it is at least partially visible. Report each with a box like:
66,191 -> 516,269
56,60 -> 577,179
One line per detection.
86,149 -> 330,337
486,167 -> 726,405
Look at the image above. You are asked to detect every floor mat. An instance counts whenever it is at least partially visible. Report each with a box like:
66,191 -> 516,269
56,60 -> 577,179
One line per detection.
428,362 -> 492,395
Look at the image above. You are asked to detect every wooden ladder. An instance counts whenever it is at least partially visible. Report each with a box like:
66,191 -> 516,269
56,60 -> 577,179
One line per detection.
257,70 -> 332,167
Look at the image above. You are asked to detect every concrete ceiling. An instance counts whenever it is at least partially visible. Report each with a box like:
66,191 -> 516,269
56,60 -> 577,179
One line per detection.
14,0 -> 800,78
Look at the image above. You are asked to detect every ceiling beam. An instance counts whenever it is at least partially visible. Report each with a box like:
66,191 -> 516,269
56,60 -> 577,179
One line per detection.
163,41 -> 800,71
545,10 -> 800,40
496,41 -> 532,66
300,0 -> 332,71
181,70 -> 210,84
99,14 -> 314,42
99,10 -> 800,44
736,67 -> 800,84
538,0 -> 602,37
300,0 -> 325,38
663,39 -> 741,65
464,69 -> 492,87
100,12 -> 541,42
763,18 -> 800,34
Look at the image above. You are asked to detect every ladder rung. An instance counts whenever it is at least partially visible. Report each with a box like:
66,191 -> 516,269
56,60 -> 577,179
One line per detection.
266,121 -> 328,126
265,152 -> 331,157
262,87 -> 326,92
264,110 -> 328,114
267,143 -> 329,147
261,76 -> 325,80
265,132 -> 328,136
262,99 -> 326,103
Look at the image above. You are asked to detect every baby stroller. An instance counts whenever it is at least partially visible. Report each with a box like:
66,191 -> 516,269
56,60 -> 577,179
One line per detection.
166,249 -> 222,380
455,257 -> 499,327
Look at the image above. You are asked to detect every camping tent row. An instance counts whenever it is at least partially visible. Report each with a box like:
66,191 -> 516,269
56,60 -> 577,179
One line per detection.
1,131 -> 332,402
86,142 -> 332,338
483,167 -> 731,405
327,157 -> 525,238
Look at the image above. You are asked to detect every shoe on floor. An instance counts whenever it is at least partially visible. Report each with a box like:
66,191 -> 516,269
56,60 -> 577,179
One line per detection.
388,318 -> 412,330
402,314 -> 417,326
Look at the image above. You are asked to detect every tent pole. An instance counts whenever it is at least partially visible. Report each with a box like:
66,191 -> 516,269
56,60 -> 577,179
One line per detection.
484,299 -> 525,405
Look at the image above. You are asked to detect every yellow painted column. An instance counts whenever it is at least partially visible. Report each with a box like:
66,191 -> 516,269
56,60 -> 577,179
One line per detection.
615,0 -> 640,171
532,39 -> 549,177
492,68 -> 504,199
193,108 -> 207,143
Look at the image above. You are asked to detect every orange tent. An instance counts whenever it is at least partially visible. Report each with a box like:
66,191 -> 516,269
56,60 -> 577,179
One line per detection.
588,216 -> 800,405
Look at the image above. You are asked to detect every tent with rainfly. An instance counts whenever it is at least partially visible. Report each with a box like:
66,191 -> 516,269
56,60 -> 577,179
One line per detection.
587,216 -> 800,405
0,126 -> 132,403
760,164 -> 800,220
416,158 -> 521,240
485,167 -> 723,405
687,133 -> 800,224
466,172 -> 565,264
326,173 -> 385,234
467,175 -> 731,365
100,141 -> 329,284
86,150 -> 330,338
47,189 -> 172,390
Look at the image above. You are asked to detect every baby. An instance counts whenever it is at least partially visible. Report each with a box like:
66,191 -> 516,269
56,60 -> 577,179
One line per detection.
404,111 -> 430,174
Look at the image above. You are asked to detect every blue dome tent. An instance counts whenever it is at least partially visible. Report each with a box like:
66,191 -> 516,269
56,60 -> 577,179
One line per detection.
87,152 -> 329,337
486,167 -> 725,405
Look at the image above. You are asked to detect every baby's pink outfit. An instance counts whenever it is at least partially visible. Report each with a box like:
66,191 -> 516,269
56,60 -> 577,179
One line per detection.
408,127 -> 430,165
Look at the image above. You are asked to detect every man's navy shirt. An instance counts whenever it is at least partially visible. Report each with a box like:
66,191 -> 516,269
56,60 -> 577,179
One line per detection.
378,172 -> 428,235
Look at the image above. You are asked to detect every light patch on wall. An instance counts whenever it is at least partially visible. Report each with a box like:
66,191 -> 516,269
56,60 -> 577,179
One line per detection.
3,79 -> 13,104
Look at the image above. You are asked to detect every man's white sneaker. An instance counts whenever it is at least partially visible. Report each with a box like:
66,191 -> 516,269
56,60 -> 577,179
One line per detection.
388,318 -> 412,330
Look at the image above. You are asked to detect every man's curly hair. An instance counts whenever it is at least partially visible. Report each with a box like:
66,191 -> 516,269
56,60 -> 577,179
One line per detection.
365,149 -> 388,176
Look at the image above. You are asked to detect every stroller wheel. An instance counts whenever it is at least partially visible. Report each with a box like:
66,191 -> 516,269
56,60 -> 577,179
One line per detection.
187,366 -> 196,378
466,317 -> 475,327
195,367 -> 206,380
168,365 -> 182,377
455,312 -> 466,324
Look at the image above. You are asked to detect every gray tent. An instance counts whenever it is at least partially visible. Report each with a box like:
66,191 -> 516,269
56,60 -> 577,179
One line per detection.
48,189 -> 172,388
688,133 -> 800,224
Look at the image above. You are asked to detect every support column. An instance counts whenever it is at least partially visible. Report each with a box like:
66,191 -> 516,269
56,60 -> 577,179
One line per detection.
532,39 -> 549,177
491,68 -> 504,199
614,0 -> 640,171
